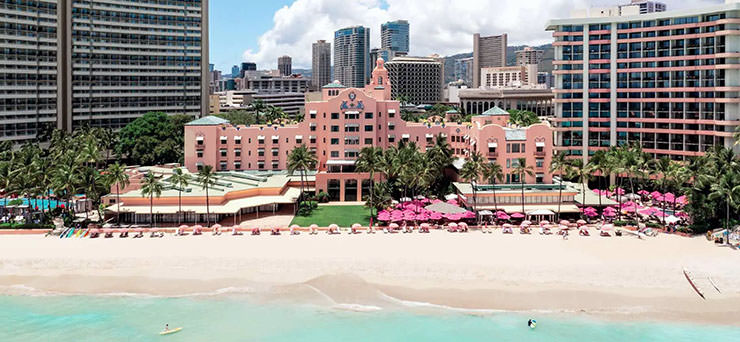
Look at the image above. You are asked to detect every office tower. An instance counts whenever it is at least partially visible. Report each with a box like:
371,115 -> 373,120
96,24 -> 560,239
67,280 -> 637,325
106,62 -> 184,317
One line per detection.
312,40 -> 331,89
386,55 -> 444,105
516,47 -> 545,66
278,55 -> 292,76
334,26 -> 370,88
0,0 -> 208,143
209,64 -> 215,72
621,0 -> 666,14
381,20 -> 410,54
454,57 -> 474,86
472,33 -> 507,88
231,65 -> 240,78
240,62 -> 257,77
547,2 -> 740,161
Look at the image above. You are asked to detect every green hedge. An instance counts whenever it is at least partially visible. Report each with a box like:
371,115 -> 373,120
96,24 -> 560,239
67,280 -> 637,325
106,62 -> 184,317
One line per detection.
0,223 -> 54,229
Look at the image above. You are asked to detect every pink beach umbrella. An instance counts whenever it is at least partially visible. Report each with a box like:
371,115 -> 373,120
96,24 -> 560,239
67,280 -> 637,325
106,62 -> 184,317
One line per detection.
637,190 -> 650,196
430,212 -> 443,220
650,191 -> 662,199
496,211 -> 510,220
463,211 -> 476,219
639,207 -> 658,216
663,193 -> 675,203
603,211 -> 616,217
614,188 -> 625,195
511,212 -> 525,219
584,210 -> 598,217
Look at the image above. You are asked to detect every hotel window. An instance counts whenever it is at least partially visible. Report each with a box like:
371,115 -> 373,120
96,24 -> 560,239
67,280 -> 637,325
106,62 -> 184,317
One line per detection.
388,123 -> 395,131
345,124 -> 359,132
331,125 -> 339,132
345,112 -> 359,120
272,162 -> 279,170
310,125 -> 316,132
331,138 -> 339,145
310,112 -> 316,119
310,136 -> 317,144
258,148 -> 265,157
365,112 -> 373,119
364,125 -> 373,132
296,137 -> 303,144
521,144 -> 525,153
344,150 -> 359,158
536,159 -> 544,168
258,136 -> 265,144
220,136 -> 227,144
330,151 -> 339,158
220,149 -> 227,157
196,137 -> 204,145
219,162 -> 228,171
364,138 -> 373,145
272,148 -> 279,157
272,136 -> 279,144
196,162 -> 204,171
331,113 -> 339,119
234,162 -> 241,170
258,162 -> 265,170
388,135 -> 395,143
506,159 -> 510,168
234,137 -> 241,144
389,111 -> 395,118
536,175 -> 544,184
378,112 -> 382,118
345,137 -> 360,145
536,145 -> 544,153
196,150 -> 203,158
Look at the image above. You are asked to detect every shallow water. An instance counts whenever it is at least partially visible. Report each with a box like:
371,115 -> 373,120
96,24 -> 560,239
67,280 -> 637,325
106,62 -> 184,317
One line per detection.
1,294 -> 739,342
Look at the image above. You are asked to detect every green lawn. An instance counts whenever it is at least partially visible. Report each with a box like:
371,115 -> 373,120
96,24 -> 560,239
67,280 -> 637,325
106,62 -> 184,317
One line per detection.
290,205 -> 375,228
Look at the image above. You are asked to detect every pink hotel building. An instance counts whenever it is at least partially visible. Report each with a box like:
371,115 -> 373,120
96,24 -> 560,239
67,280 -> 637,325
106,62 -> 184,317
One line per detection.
547,2 -> 740,162
185,59 -> 555,201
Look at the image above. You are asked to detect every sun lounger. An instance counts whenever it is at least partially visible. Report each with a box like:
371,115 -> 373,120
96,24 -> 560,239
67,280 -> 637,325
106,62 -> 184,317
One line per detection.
251,228 -> 261,236
600,231 -> 611,237
579,229 -> 590,236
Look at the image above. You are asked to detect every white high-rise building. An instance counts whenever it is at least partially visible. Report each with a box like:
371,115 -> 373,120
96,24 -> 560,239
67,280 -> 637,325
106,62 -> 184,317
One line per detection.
312,40 -> 331,89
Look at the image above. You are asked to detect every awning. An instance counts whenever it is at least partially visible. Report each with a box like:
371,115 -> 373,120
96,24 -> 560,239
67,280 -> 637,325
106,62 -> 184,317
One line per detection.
527,209 -> 555,216
344,111 -> 360,114
220,136 -> 227,140
388,109 -> 396,114
309,123 -> 316,126
344,124 -> 359,127
388,134 -> 395,138
480,204 -> 581,214
402,134 -> 410,139
271,148 -> 279,151
234,136 -> 242,140
196,136 -> 204,141
257,135 -> 265,140
295,135 -> 303,140
426,134 -> 434,138
536,141 -> 545,147
309,135 -> 317,139
272,135 -> 279,140
309,110 -> 317,114
488,142 -> 498,148
326,160 -> 356,166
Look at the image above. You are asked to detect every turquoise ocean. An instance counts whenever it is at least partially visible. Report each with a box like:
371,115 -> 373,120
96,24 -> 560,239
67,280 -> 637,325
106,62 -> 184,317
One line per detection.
2,294 -> 740,342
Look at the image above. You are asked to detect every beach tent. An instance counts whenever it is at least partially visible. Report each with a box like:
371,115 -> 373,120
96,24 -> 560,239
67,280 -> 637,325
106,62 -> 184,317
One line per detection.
664,215 -> 680,224
424,202 -> 467,215
478,210 -> 493,216
445,194 -> 459,201
526,209 -> 555,216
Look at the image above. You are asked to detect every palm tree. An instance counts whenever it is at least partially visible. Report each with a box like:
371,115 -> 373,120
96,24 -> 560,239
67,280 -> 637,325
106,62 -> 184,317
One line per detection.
652,157 -> 677,225
140,172 -> 164,228
106,163 -> 130,226
549,151 -> 571,221
708,174 -> 740,243
52,162 -> 79,214
570,159 -> 592,217
0,161 -> 17,212
734,125 -> 740,146
168,168 -> 191,225
287,145 -> 318,207
197,165 -> 218,227
356,146 -> 382,220
460,152 -> 485,223
482,161 -> 504,213
512,158 -> 535,215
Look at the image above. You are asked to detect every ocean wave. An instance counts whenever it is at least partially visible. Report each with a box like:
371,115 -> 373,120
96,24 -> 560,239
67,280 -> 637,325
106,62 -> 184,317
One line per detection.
0,284 -> 254,298
332,303 -> 383,312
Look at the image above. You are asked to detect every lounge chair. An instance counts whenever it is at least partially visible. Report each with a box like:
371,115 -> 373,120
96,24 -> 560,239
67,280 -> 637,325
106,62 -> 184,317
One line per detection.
579,229 -> 590,236
251,228 -> 261,236
600,231 -> 611,237
104,232 -> 113,238
503,227 -> 513,234
271,228 -> 281,236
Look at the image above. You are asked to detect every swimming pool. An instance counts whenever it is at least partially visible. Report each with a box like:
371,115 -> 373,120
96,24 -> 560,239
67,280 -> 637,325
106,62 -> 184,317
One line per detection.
0,198 -> 61,209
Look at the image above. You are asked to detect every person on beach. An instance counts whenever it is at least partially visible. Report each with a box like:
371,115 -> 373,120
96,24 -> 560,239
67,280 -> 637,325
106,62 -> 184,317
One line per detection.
164,324 -> 169,332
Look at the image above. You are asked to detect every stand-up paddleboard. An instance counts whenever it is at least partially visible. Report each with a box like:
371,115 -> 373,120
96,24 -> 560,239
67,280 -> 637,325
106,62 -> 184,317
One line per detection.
708,277 -> 721,293
683,268 -> 705,300
59,228 -> 69,239
82,229 -> 90,238
65,228 -> 75,238
160,327 -> 183,336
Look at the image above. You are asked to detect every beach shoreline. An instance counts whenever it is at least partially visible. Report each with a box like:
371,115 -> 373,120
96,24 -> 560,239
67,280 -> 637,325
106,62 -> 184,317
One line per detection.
1,233 -> 739,326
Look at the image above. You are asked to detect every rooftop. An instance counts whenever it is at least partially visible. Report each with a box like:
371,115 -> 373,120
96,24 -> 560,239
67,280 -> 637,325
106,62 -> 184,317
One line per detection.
186,116 -> 229,126
480,106 -> 508,116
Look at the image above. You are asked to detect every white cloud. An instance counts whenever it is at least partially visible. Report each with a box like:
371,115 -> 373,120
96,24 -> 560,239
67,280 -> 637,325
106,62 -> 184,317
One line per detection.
243,0 -> 724,70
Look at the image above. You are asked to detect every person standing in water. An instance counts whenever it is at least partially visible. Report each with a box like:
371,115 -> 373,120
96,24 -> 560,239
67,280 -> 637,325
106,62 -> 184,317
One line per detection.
164,324 -> 169,332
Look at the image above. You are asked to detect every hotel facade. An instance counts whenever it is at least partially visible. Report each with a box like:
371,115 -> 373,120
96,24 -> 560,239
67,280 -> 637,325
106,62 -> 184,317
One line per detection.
547,2 -> 740,161
185,59 -> 556,202
0,0 -> 208,143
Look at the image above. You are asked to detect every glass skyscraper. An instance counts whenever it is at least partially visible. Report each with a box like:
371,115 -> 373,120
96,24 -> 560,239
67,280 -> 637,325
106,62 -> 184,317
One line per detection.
381,20 -> 410,54
334,26 -> 370,88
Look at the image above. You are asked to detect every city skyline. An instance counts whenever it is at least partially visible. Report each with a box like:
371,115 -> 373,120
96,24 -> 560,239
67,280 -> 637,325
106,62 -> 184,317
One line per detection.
207,0 -> 722,71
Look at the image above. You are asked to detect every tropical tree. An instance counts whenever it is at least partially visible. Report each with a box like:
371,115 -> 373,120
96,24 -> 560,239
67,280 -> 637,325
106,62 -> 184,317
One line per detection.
482,161 -> 504,213
549,151 -> 571,221
140,172 -> 164,228
425,134 -> 454,197
287,145 -> 318,208
570,159 -> 592,217
0,160 -> 17,211
197,165 -> 218,227
106,163 -> 130,226
460,152 -> 485,223
168,167 -> 191,225
512,158 -> 535,215
52,162 -> 79,214
356,146 -> 383,220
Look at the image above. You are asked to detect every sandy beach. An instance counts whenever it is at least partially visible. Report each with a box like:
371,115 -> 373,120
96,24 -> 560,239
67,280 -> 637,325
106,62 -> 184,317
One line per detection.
1,231 -> 739,325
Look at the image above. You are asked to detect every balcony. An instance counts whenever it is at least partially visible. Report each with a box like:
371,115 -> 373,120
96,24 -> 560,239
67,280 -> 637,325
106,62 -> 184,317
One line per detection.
487,151 -> 499,158
534,150 -> 546,157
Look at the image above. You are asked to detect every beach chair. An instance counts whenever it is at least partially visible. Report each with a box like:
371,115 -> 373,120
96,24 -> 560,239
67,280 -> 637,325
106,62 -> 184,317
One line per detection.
600,231 -> 612,237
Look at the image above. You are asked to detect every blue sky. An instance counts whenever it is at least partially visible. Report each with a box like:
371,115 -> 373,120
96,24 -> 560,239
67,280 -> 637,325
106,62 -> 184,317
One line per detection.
209,0 -> 293,71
